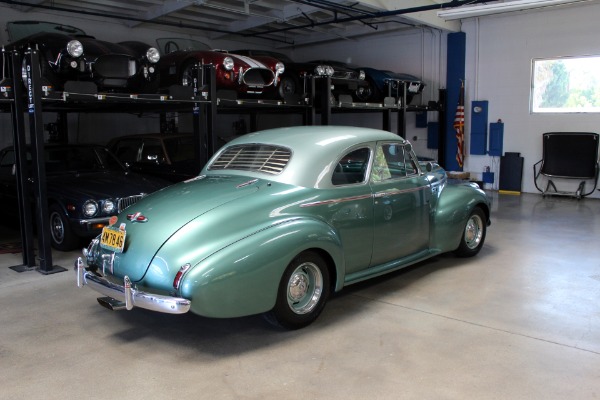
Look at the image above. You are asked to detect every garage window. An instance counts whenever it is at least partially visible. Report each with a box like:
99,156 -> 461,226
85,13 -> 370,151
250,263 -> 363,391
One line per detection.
531,55 -> 600,113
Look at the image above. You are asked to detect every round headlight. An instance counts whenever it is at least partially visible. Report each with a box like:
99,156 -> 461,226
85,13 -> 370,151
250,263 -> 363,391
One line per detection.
223,56 -> 234,71
324,66 -> 334,77
314,65 -> 325,76
275,62 -> 285,74
146,47 -> 160,63
82,200 -> 98,218
358,70 -> 366,80
102,200 -> 115,214
67,40 -> 83,58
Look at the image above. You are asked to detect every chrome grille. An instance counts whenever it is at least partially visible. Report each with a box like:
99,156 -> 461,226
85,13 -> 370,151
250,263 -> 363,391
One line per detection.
209,145 -> 291,175
117,194 -> 145,213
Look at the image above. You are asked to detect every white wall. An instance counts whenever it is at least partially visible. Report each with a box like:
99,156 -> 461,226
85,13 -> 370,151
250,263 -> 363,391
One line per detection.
461,2 -> 600,198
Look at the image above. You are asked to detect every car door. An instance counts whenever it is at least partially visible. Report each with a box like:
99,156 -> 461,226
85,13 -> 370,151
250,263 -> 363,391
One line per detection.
328,146 -> 375,275
369,142 -> 431,267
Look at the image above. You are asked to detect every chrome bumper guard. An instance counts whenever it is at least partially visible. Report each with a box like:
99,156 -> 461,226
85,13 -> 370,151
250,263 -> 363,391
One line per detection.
75,257 -> 191,314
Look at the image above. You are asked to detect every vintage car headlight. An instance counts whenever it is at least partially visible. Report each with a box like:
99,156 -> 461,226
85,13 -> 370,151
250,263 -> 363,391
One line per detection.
315,65 -> 334,77
67,40 -> 83,58
276,62 -> 285,74
358,70 -> 366,80
102,200 -> 116,214
314,65 -> 332,76
82,200 -> 98,218
223,56 -> 234,71
146,47 -> 160,63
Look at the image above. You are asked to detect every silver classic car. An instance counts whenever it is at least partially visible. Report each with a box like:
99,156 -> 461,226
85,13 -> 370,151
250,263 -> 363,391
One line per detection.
76,126 -> 490,329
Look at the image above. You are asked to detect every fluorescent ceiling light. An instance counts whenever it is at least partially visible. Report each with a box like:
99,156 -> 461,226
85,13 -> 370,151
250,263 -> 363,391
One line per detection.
437,0 -> 597,20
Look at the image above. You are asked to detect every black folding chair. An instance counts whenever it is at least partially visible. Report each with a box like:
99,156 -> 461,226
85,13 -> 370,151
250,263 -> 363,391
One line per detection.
533,132 -> 599,198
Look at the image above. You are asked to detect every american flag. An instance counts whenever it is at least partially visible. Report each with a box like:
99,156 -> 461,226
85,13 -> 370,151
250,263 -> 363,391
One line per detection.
454,81 -> 465,168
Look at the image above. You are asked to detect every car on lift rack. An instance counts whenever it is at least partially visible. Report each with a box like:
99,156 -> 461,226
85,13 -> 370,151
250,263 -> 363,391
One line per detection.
156,38 -> 285,97
75,126 -> 491,330
0,144 -> 169,251
305,59 -> 426,104
3,21 -> 161,94
353,67 -> 426,105
233,49 -> 368,101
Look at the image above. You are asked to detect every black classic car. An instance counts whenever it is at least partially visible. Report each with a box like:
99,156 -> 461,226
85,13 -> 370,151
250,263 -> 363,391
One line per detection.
232,50 -> 367,101
3,21 -> 161,93
107,133 -> 199,182
0,144 -> 168,250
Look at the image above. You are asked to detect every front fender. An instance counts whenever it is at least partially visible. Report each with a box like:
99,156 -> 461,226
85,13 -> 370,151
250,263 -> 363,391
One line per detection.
431,183 -> 490,252
179,217 -> 344,318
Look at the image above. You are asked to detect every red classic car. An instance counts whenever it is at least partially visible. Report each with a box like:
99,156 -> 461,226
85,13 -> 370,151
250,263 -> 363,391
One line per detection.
156,38 -> 284,96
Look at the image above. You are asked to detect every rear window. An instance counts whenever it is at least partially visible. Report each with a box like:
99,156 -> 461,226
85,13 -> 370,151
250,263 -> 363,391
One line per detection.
208,144 -> 291,175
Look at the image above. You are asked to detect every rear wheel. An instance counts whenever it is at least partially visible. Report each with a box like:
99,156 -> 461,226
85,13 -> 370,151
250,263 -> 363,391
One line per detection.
454,207 -> 487,257
265,251 -> 330,330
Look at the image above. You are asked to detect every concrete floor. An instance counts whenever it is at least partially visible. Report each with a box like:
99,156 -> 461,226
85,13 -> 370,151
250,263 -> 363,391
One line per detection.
0,192 -> 599,399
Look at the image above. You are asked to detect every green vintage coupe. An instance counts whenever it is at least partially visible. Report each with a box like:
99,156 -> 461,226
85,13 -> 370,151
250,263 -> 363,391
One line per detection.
76,126 -> 490,329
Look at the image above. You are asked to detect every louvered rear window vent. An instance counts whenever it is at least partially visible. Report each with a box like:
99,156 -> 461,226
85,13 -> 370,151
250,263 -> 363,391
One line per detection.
209,144 -> 291,175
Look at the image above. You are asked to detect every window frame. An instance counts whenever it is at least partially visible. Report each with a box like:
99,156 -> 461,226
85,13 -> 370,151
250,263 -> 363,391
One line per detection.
531,54 -> 600,114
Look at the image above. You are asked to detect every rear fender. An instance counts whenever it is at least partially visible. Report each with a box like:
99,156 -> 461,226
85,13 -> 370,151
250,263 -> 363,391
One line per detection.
180,218 -> 344,318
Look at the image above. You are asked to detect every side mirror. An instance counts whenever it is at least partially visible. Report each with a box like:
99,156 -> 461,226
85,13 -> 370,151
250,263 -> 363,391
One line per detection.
426,162 -> 434,172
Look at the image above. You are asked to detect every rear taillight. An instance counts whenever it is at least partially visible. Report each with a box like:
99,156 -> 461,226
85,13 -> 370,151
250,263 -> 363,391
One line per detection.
173,263 -> 191,290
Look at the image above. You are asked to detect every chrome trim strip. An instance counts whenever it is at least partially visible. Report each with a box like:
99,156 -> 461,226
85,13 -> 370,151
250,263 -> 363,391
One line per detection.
75,257 -> 191,314
301,185 -> 429,207
373,185 -> 427,198
300,194 -> 373,207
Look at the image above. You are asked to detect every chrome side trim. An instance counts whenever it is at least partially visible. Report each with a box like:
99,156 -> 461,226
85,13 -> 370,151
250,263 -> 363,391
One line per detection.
373,185 -> 427,198
301,185 -> 429,207
75,257 -> 191,314
300,193 -> 373,207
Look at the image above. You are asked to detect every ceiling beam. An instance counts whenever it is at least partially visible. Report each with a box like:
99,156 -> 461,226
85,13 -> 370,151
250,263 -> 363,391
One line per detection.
125,0 -> 200,28
353,0 -> 461,31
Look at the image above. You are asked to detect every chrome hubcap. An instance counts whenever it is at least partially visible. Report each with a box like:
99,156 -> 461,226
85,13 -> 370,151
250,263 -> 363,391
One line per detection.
465,214 -> 484,250
287,262 -> 323,315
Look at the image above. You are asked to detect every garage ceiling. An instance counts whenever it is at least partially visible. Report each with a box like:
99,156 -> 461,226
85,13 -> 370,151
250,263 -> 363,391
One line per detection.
1,0 -> 596,47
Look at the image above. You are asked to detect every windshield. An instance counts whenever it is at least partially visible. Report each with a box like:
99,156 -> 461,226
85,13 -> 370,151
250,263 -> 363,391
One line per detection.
45,146 -> 126,174
157,38 -> 211,54
7,21 -> 86,42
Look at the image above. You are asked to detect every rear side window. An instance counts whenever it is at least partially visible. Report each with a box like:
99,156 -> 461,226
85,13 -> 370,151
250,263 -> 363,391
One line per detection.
208,144 -> 291,175
332,147 -> 370,186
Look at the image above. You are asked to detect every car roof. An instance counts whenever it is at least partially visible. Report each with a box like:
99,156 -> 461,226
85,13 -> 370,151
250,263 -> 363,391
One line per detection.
204,126 -> 406,188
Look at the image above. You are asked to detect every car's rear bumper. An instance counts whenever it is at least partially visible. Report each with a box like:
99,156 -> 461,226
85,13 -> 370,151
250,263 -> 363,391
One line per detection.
75,257 -> 191,314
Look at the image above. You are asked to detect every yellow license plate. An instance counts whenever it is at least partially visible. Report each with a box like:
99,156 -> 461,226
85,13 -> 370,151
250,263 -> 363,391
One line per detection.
100,226 -> 126,253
